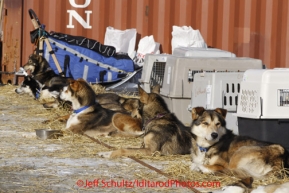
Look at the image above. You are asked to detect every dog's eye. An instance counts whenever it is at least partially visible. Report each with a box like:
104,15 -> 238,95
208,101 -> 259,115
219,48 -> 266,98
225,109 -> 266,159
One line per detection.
202,122 -> 209,126
216,122 -> 220,126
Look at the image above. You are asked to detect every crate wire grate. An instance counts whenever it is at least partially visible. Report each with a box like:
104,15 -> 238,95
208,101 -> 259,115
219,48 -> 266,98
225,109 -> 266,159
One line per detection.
149,61 -> 166,88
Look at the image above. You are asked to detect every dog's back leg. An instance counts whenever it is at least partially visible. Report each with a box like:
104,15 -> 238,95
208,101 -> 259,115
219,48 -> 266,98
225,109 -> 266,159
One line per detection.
227,145 -> 285,179
42,114 -> 70,124
111,113 -> 143,137
109,133 -> 159,158
108,130 -> 144,138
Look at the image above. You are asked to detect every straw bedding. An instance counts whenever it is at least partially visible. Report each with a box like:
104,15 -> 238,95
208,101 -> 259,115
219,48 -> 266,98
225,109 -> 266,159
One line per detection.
1,84 -> 289,192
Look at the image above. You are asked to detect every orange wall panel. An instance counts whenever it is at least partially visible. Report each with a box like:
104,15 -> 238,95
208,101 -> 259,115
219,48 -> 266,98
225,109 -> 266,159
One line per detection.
3,0 -> 289,84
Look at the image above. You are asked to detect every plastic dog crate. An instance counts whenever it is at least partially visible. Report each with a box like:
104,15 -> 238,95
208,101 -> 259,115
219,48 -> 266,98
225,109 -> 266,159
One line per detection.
160,56 -> 263,126
139,48 -> 236,93
188,72 -> 244,134
139,54 -> 169,93
236,69 -> 289,150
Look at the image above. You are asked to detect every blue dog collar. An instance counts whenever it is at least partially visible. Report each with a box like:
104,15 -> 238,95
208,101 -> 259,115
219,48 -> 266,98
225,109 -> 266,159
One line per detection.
35,92 -> 40,99
197,145 -> 209,152
35,89 -> 41,99
74,106 -> 90,114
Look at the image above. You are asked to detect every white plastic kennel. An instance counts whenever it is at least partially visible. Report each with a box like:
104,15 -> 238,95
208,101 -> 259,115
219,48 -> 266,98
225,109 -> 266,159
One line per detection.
188,72 -> 244,134
139,47 -> 236,93
139,54 -> 169,93
189,72 -> 244,111
160,56 -> 263,126
236,69 -> 289,150
237,69 -> 289,119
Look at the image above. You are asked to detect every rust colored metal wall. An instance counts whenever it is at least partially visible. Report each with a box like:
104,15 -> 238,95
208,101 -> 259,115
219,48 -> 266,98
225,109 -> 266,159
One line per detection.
2,0 -> 289,84
1,0 -> 23,84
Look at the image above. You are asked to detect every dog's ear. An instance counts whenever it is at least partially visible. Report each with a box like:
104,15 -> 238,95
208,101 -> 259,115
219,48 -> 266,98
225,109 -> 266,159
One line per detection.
191,107 -> 205,120
138,84 -> 149,104
151,84 -> 161,94
215,108 -> 227,118
69,80 -> 80,91
76,78 -> 86,82
68,78 -> 74,84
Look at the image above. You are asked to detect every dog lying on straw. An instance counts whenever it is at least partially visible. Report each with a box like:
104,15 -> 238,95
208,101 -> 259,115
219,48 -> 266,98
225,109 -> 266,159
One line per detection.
190,107 -> 289,180
60,78 -> 143,137
99,84 -> 193,158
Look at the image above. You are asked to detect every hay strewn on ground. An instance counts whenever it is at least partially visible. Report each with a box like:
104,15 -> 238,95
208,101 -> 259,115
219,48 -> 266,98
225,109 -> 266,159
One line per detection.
1,84 -> 289,192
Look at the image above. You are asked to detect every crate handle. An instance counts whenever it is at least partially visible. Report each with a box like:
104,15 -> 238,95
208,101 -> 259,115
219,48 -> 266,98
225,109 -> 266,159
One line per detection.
277,119 -> 289,124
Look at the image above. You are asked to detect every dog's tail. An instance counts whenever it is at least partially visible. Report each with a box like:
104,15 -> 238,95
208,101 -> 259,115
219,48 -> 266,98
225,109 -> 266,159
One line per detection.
108,130 -> 144,138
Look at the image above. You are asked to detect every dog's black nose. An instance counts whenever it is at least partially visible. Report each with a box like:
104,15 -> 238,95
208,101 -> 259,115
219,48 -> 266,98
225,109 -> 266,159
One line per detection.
211,132 -> 218,139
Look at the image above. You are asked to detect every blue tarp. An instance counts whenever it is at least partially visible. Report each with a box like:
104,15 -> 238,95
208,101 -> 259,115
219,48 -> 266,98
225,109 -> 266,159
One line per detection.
43,37 -> 135,83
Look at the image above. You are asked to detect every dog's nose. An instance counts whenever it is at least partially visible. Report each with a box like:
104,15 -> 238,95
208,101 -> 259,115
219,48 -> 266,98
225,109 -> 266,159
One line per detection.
211,132 -> 218,139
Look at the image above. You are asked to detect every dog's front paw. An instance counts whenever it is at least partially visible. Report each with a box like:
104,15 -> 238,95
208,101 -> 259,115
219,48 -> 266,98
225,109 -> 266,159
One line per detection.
98,151 -> 113,158
190,163 -> 200,171
98,149 -> 126,159
199,165 -> 213,174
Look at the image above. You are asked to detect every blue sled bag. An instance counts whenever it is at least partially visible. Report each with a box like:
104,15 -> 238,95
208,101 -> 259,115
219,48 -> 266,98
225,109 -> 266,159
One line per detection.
42,32 -> 135,83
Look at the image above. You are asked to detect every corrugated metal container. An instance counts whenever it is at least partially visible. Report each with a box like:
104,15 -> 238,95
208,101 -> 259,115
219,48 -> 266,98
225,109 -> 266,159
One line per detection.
1,0 -> 22,84
1,0 -> 289,83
